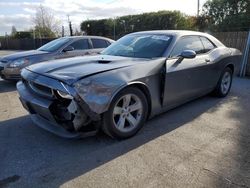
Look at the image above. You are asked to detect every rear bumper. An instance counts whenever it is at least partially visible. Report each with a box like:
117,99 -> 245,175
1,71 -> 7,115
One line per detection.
17,81 -> 98,138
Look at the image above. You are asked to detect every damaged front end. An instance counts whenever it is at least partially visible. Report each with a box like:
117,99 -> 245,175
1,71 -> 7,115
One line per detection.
17,69 -> 101,138
50,93 -> 91,132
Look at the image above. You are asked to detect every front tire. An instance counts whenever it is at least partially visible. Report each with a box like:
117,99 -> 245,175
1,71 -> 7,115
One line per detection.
213,67 -> 233,97
102,87 -> 148,139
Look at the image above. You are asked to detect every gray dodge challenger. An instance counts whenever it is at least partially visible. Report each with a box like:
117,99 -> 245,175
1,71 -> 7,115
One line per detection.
17,30 -> 242,139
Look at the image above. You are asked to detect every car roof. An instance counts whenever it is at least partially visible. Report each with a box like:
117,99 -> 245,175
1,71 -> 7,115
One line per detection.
130,30 -> 224,47
131,30 -> 207,37
61,35 -> 114,42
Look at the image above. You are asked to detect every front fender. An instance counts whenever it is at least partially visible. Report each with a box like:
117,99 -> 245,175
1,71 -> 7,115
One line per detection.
74,75 -> 127,114
73,58 -> 166,115
74,78 -> 151,115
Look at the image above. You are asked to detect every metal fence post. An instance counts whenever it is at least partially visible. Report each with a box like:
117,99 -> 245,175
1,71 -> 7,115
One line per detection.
240,31 -> 250,77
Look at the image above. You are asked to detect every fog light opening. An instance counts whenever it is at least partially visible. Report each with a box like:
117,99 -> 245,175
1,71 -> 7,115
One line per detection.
56,90 -> 73,99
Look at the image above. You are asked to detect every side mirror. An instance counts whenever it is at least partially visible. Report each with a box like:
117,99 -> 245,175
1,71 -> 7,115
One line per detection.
63,46 -> 74,52
180,50 -> 196,59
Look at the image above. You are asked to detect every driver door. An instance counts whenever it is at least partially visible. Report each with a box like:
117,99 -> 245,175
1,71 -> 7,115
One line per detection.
163,36 -> 212,108
56,39 -> 91,59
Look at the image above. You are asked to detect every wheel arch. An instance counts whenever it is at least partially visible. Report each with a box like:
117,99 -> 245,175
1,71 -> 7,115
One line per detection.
109,81 -> 152,118
225,63 -> 234,74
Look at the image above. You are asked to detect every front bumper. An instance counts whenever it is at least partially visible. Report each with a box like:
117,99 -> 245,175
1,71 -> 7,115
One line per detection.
17,81 -> 99,138
31,115 -> 84,138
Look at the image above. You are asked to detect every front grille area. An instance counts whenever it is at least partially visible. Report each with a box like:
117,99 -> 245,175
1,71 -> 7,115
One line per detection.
24,79 -> 53,98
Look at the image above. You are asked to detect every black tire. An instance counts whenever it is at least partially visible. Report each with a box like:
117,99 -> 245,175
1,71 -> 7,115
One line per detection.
102,87 -> 148,139
212,67 -> 233,97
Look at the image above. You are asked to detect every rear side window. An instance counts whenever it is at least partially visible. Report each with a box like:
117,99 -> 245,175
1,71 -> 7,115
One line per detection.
200,37 -> 216,53
70,39 -> 89,50
170,36 -> 204,57
91,39 -> 109,48
106,41 -> 111,46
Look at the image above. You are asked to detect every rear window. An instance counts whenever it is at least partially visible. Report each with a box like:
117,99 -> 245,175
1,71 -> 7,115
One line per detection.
91,39 -> 109,48
200,37 -> 216,53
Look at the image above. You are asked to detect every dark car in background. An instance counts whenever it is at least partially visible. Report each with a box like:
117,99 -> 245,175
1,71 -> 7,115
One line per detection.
17,30 -> 241,139
0,36 -> 114,80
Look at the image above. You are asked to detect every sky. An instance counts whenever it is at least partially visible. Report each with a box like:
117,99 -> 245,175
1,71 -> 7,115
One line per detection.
0,0 -> 207,36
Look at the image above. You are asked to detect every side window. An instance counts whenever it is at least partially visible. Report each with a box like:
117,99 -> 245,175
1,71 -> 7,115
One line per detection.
91,39 -> 108,48
170,36 -> 204,57
70,39 -> 89,50
106,41 -> 111,46
200,37 -> 216,53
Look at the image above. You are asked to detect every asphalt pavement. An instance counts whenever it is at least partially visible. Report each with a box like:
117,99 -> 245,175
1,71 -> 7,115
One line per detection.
0,76 -> 250,188
0,49 -> 250,188
0,50 -> 22,57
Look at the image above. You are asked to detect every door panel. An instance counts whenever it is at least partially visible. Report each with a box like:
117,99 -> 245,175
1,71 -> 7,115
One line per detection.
86,48 -> 104,55
163,54 -> 213,107
162,35 -> 217,107
55,38 -> 91,59
55,51 -> 78,59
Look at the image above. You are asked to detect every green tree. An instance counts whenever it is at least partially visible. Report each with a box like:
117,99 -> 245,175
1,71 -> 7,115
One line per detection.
202,0 -> 250,31
13,31 -> 32,39
80,11 -> 196,39
33,26 -> 56,38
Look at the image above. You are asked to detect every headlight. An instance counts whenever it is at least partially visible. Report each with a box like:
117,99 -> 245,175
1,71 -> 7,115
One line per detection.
57,90 -> 73,99
9,59 -> 29,68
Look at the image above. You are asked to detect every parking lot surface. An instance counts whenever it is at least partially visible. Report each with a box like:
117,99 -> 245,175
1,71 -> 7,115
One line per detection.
0,59 -> 250,187
0,50 -> 22,57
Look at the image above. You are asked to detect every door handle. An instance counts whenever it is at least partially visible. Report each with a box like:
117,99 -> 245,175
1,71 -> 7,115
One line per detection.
205,59 -> 210,63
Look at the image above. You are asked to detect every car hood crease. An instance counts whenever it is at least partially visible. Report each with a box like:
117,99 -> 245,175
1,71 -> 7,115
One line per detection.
25,55 -> 150,85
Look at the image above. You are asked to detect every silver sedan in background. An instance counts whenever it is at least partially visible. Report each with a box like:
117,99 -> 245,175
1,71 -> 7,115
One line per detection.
0,36 -> 114,80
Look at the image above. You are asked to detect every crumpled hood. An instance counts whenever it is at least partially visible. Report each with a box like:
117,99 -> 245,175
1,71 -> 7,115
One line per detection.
0,50 -> 49,62
26,55 -> 148,84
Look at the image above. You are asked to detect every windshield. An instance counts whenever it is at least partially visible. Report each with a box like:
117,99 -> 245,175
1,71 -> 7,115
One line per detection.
101,34 -> 172,58
38,38 -> 71,52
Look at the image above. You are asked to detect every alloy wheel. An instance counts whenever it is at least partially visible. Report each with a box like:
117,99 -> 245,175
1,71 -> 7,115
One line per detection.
112,94 -> 143,133
220,71 -> 232,95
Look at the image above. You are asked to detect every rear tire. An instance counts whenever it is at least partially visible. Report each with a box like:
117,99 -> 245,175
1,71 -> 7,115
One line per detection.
102,87 -> 148,139
212,67 -> 233,97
